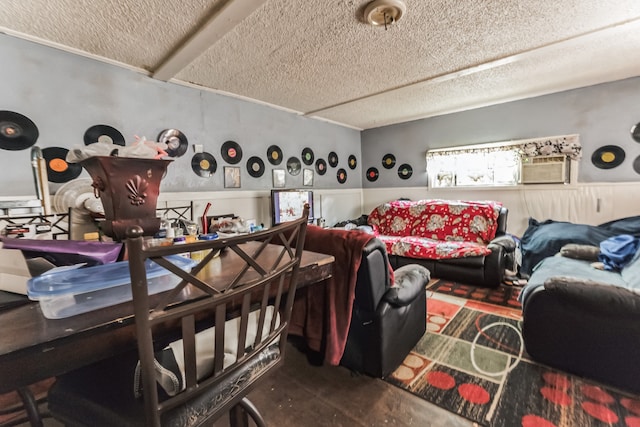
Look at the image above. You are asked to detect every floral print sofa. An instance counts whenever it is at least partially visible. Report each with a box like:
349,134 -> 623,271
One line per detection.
367,199 -> 514,288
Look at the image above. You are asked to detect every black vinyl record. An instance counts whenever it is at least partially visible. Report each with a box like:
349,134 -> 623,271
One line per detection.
366,167 -> 379,182
398,163 -> 413,179
382,154 -> 396,169
287,157 -> 301,176
632,122 -> 640,143
315,158 -> 327,175
301,147 -> 314,165
221,140 -> 243,164
84,124 -> 125,146
191,152 -> 217,177
267,145 -> 283,165
0,110 -> 39,151
633,155 -> 640,175
247,156 -> 265,178
158,129 -> 188,158
337,168 -> 347,184
42,147 -> 81,183
591,145 -> 625,169
328,151 -> 339,167
348,155 -> 357,170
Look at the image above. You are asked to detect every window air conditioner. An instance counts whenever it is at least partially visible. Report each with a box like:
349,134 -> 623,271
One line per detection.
521,156 -> 568,184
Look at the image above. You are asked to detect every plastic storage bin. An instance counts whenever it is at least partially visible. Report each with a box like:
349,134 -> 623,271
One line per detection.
27,255 -> 197,319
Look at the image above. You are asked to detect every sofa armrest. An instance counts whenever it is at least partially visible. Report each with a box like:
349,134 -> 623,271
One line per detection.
488,235 -> 516,252
382,265 -> 430,306
542,276 -> 640,317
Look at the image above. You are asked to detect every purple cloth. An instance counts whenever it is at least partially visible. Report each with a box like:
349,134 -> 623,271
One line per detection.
1,238 -> 123,266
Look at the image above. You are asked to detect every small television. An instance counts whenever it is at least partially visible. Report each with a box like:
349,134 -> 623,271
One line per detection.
270,189 -> 314,226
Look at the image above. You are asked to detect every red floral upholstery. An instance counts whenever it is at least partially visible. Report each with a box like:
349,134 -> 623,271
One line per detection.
369,200 -> 503,260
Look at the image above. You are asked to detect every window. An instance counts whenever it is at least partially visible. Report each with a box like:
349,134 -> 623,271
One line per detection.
426,134 -> 581,188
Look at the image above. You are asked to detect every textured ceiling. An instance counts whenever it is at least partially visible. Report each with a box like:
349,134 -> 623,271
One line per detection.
1,0 -> 639,130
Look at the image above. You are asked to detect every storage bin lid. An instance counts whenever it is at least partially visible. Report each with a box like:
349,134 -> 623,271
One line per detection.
27,255 -> 196,299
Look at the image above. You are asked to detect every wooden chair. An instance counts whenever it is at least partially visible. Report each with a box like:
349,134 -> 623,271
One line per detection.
48,207 -> 309,427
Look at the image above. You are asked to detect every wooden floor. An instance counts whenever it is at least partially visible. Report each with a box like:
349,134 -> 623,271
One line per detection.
35,339 -> 474,427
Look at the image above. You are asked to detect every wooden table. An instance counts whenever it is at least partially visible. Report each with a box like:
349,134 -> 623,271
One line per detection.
0,244 -> 334,394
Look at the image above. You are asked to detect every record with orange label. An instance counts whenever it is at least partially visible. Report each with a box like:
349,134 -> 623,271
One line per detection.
337,168 -> 347,184
221,140 -> 242,164
42,147 -> 82,183
591,145 -> 625,169
191,152 -> 217,177
0,110 -> 39,151
398,163 -> 413,179
366,167 -> 379,182
315,158 -> 327,175
247,156 -> 265,178
267,145 -> 282,165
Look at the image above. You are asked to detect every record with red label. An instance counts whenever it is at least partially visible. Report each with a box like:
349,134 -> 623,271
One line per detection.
328,151 -> 339,167
302,147 -> 314,165
247,156 -> 265,178
221,140 -> 242,164
191,152 -> 217,177
42,147 -> 82,183
315,158 -> 327,175
84,124 -> 125,146
398,163 -> 413,179
267,145 -> 282,165
382,153 -> 396,169
366,167 -> 379,182
337,168 -> 347,184
0,110 -> 39,151
158,129 -> 188,157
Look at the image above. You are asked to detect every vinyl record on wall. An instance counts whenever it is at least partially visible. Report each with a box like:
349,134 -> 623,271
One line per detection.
591,145 -> 625,169
337,168 -> 347,184
633,155 -> 640,175
632,122 -> 640,143
366,167 -> 379,182
191,152 -> 217,178
348,155 -> 357,170
158,129 -> 188,158
301,147 -> 314,165
247,156 -> 265,178
328,151 -> 339,167
286,157 -> 301,175
267,145 -> 283,165
382,154 -> 396,169
84,124 -> 125,146
0,110 -> 39,151
397,163 -> 413,179
221,140 -> 243,164
315,158 -> 327,175
42,147 -> 82,183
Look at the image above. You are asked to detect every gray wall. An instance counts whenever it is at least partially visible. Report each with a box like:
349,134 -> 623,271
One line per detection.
0,34 -> 361,197
361,77 -> 640,188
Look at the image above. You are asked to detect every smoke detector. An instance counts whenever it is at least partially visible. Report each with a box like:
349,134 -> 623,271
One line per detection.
364,0 -> 406,28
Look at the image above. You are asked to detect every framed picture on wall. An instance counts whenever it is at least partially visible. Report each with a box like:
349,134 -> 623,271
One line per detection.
303,168 -> 314,186
272,169 -> 285,188
224,166 -> 241,188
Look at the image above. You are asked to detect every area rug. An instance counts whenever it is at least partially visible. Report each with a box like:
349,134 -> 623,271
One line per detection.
427,279 -> 522,310
385,289 -> 640,427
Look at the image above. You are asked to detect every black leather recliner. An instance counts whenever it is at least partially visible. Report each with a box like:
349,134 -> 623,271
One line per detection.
340,238 -> 430,377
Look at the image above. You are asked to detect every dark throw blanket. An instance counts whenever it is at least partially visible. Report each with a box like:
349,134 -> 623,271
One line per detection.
289,225 -> 375,365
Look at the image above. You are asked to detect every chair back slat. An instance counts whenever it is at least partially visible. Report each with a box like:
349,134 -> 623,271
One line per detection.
125,205 -> 309,427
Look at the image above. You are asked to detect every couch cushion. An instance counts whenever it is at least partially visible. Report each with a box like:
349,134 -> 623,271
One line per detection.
388,236 -> 492,260
367,200 -> 422,236
621,250 -> 640,291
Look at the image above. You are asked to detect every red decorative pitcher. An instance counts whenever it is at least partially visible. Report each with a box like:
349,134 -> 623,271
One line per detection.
80,156 -> 172,241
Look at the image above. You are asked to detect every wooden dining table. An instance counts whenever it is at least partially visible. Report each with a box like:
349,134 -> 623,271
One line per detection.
0,243 -> 334,394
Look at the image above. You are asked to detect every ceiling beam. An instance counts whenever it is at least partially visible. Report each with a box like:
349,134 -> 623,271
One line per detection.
152,0 -> 268,81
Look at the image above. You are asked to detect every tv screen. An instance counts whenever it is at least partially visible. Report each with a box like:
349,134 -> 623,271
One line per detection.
270,189 -> 314,226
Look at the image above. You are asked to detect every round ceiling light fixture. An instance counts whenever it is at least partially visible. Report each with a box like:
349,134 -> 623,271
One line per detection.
364,0 -> 407,28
